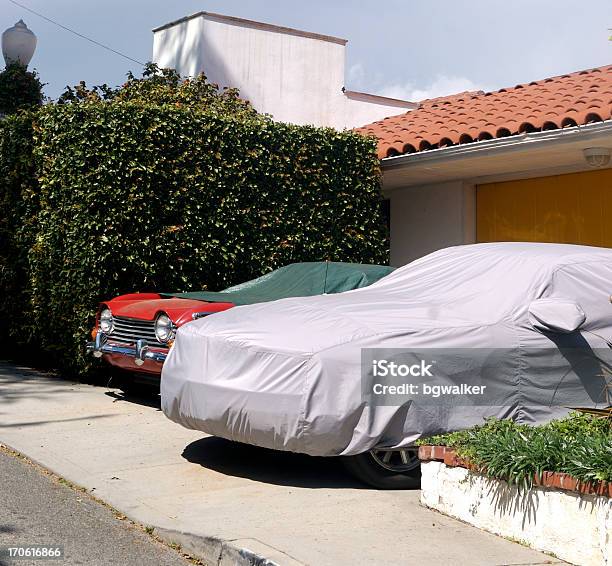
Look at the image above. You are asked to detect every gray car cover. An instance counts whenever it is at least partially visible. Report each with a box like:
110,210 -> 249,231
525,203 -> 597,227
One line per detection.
161,243 -> 612,456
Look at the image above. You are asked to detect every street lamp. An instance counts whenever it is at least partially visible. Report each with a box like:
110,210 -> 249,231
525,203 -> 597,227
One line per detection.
2,20 -> 37,67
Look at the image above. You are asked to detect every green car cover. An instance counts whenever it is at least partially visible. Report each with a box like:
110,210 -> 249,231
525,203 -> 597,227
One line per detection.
162,262 -> 394,306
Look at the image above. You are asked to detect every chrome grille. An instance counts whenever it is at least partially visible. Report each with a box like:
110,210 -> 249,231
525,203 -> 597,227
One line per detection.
109,316 -> 162,345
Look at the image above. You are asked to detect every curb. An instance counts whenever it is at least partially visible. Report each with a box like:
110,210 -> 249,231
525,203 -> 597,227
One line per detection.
153,528 -> 304,566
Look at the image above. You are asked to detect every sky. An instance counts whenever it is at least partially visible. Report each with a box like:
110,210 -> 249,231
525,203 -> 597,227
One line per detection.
2,0 -> 611,101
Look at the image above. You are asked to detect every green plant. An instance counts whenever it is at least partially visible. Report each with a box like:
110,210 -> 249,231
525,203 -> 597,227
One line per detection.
418,413 -> 612,488
0,62 -> 44,115
0,113 -> 39,347
57,63 -> 260,122
4,100 -> 385,375
0,63 -> 387,375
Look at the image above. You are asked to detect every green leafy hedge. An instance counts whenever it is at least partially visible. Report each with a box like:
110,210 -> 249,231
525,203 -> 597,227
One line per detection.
418,413 -> 612,487
0,62 -> 44,115
1,101 -> 387,374
0,113 -> 38,347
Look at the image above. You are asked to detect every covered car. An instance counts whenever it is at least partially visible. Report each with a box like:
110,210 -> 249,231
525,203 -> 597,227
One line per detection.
161,243 -> 612,488
87,262 -> 394,380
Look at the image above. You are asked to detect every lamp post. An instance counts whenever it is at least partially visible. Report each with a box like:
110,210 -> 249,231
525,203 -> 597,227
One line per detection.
2,20 -> 37,67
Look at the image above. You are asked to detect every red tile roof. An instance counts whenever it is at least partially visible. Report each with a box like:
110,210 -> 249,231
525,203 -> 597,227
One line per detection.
356,65 -> 612,159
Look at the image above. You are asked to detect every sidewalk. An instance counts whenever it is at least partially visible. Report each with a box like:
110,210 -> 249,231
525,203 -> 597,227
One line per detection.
0,362 -> 563,566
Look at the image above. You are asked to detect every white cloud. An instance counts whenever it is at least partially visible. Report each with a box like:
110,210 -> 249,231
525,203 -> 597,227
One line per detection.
347,63 -> 366,88
346,62 -> 387,92
377,74 -> 491,102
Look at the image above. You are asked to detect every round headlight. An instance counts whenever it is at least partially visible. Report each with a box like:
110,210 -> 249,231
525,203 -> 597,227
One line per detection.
155,313 -> 174,343
99,308 -> 113,333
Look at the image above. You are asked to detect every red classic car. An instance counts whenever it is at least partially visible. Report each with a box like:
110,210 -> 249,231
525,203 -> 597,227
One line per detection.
88,294 -> 233,376
87,262 -> 394,380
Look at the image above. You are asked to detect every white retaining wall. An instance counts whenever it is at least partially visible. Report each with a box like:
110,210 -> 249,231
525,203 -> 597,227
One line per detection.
421,461 -> 611,566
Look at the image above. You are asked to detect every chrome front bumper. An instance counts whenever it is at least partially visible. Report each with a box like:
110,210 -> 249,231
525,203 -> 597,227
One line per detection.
86,332 -> 168,366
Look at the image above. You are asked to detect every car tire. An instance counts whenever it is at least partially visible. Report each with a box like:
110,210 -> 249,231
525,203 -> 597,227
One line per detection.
342,448 -> 421,489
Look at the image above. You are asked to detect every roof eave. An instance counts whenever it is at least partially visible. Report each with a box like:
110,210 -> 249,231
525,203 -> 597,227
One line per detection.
382,121 -> 612,170
152,11 -> 348,45
344,90 -> 418,109
381,121 -> 612,191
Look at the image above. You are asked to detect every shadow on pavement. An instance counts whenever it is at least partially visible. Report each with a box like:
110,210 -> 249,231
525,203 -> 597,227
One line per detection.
0,362 -> 71,407
0,524 -> 16,533
182,436 -> 365,489
0,414 -> 116,429
103,390 -> 161,410
0,523 -> 17,565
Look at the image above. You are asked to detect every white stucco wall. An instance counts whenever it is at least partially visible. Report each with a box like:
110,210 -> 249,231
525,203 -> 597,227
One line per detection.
152,16 -> 205,78
388,181 -> 476,267
152,13 -> 413,129
343,91 -> 417,130
421,461 -> 612,566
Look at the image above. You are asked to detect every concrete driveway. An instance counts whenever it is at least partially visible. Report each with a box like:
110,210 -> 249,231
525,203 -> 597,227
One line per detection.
0,362 -> 563,566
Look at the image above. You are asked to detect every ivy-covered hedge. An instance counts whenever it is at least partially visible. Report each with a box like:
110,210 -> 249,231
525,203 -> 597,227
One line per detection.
0,114 -> 38,349
1,101 -> 387,374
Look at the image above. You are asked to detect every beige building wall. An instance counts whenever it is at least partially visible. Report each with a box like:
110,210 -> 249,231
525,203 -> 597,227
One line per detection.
388,181 -> 476,267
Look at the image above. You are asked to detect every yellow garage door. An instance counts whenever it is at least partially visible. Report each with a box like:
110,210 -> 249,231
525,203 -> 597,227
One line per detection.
477,169 -> 612,247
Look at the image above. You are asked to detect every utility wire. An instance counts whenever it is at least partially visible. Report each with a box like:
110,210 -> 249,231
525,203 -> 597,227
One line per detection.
6,0 -> 145,66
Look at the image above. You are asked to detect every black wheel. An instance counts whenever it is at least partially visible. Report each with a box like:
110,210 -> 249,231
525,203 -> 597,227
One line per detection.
342,448 -> 421,489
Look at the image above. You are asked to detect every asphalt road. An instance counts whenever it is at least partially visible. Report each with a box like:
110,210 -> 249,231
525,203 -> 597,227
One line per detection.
0,449 -> 194,566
